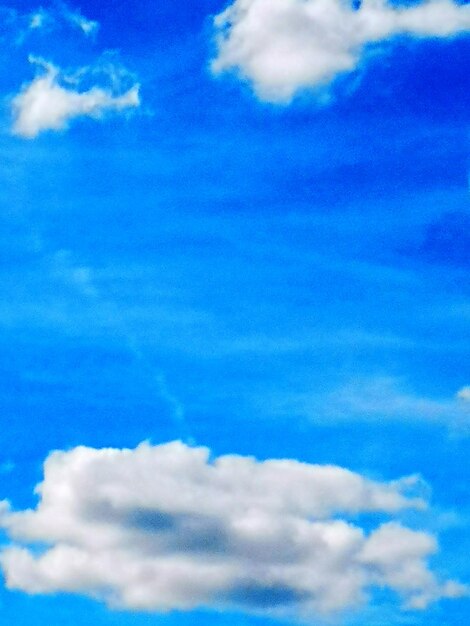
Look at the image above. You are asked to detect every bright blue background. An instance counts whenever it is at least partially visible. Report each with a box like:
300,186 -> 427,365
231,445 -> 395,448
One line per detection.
0,1 -> 469,624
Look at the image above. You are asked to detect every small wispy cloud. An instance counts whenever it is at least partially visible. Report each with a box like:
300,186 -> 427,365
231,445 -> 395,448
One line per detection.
212,0 -> 470,102
11,56 -> 140,138
457,386 -> 470,402
1,2 -> 99,43
261,376 -> 470,432
0,441 -> 465,619
28,8 -> 48,30
28,2 -> 98,36
53,2 -> 99,37
324,376 -> 458,423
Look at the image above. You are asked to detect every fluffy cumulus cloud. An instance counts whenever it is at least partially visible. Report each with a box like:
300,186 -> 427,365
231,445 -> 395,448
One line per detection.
0,441 -> 466,618
12,58 -> 140,138
212,0 -> 470,101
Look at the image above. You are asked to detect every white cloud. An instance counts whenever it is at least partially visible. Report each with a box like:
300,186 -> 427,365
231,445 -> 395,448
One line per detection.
212,0 -> 470,102
0,441 -> 465,618
324,376 -> 461,422
28,9 -> 48,30
59,4 -> 99,36
0,3 -> 99,42
261,376 -> 470,431
457,386 -> 470,402
28,3 -> 98,35
12,58 -> 140,138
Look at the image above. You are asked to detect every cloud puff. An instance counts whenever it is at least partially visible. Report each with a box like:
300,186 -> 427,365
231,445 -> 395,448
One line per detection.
212,0 -> 470,102
0,441 -> 465,618
12,58 -> 140,138
457,386 -> 470,402
28,9 -> 48,30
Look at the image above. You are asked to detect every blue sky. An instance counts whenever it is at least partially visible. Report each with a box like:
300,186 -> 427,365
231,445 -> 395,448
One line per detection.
0,0 -> 469,624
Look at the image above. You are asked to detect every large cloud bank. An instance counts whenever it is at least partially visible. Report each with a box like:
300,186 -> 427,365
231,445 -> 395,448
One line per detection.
212,0 -> 470,102
0,441 -> 465,618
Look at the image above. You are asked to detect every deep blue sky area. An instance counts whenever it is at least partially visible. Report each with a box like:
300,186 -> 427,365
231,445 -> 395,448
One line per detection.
0,0 -> 469,625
